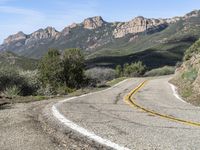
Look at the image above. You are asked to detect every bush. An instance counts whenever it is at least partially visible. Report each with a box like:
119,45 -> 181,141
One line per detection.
37,84 -> 55,96
62,48 -> 85,88
184,39 -> 200,60
0,67 -> 40,96
56,86 -> 75,95
115,65 -> 123,77
182,68 -> 198,82
38,48 -> 64,89
85,68 -> 116,85
38,48 -> 86,95
123,61 -> 146,77
144,66 -> 175,76
19,70 -> 41,95
2,85 -> 21,99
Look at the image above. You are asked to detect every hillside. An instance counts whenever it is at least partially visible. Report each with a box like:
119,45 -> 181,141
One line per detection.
0,51 -> 37,70
1,10 -> 200,69
171,39 -> 200,105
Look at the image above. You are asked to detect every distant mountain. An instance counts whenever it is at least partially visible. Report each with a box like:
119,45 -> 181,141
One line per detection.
0,51 -> 37,70
1,10 -> 200,69
0,15 -> 177,58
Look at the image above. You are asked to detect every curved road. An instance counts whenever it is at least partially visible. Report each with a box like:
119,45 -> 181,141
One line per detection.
53,76 -> 200,149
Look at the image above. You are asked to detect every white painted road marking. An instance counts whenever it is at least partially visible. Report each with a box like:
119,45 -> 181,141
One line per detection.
52,79 -> 131,150
169,83 -> 187,104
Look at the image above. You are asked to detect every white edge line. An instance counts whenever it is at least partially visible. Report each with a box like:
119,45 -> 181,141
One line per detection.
169,83 -> 187,104
52,79 -> 131,150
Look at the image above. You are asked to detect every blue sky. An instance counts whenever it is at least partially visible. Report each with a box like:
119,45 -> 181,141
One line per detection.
0,0 -> 200,43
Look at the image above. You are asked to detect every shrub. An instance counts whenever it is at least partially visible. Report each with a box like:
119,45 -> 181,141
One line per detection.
144,66 -> 175,76
19,70 -> 41,95
123,61 -> 146,77
115,65 -> 123,77
56,86 -> 75,95
37,84 -> 55,96
62,48 -> 85,88
85,67 -> 116,84
184,39 -> 200,60
38,48 -> 64,89
0,67 -> 40,96
38,48 -> 86,95
182,68 -> 198,82
2,85 -> 21,99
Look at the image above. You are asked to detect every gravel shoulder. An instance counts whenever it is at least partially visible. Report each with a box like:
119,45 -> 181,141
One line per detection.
0,98 -> 104,150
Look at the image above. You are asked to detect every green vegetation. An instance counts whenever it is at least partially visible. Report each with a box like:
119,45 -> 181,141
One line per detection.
85,67 -> 116,87
181,68 -> 198,82
172,38 -> 200,105
144,66 -> 175,77
115,61 -> 146,77
106,77 -> 127,87
0,67 -> 40,97
3,86 -> 21,100
38,48 -> 85,94
181,86 -> 193,98
123,61 -> 146,77
0,51 -> 37,70
184,39 -> 200,60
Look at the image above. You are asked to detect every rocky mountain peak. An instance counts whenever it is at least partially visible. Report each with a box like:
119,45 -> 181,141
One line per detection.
184,10 -> 200,19
69,23 -> 78,29
29,27 -> 59,40
83,16 -> 105,29
3,31 -> 27,44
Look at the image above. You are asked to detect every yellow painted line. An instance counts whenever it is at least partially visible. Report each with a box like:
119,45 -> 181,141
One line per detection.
125,80 -> 200,127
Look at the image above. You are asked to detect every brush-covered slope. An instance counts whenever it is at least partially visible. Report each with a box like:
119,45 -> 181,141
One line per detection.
171,39 -> 200,105
0,51 -> 37,70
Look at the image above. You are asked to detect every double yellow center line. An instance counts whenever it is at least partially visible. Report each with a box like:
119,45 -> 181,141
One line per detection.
124,80 -> 200,127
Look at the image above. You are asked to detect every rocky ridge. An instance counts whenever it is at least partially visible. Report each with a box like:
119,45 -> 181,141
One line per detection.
1,10 -> 200,58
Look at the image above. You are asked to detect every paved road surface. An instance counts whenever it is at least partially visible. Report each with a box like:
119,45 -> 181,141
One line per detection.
54,76 -> 200,149
1,76 -> 200,150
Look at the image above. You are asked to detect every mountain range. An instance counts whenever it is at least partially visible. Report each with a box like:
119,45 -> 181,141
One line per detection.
1,10 -> 200,69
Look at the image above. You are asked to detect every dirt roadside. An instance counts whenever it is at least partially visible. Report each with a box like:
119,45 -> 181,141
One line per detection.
0,99 -> 105,150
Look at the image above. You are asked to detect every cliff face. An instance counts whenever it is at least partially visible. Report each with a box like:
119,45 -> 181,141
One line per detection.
1,10 -> 200,59
113,17 -> 168,38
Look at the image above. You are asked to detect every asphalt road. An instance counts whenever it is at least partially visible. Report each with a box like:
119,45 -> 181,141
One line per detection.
54,76 -> 200,150
1,76 -> 200,150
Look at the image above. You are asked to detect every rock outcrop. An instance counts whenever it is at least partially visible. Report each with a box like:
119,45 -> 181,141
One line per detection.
83,16 -> 105,29
3,31 -> 27,45
113,17 -> 168,38
25,27 -> 60,45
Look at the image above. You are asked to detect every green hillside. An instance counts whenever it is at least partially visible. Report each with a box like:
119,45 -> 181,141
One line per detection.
0,51 -> 37,70
87,16 -> 200,69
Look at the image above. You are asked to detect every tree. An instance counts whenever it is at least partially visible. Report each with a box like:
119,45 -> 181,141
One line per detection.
115,65 -> 123,77
38,48 -> 86,94
62,48 -> 85,88
123,61 -> 146,77
38,48 -> 63,89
